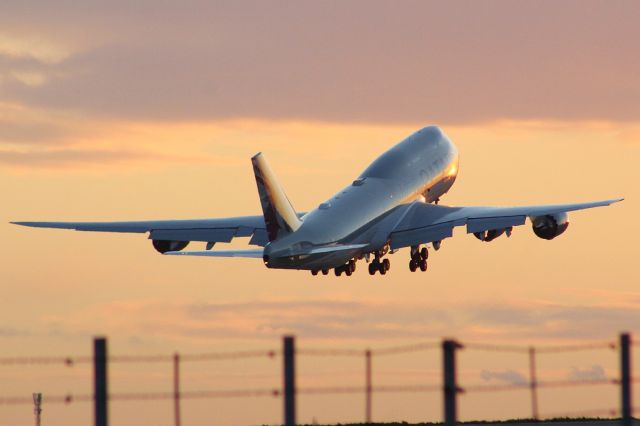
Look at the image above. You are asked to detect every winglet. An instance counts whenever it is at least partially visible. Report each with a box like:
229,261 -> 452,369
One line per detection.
251,153 -> 302,242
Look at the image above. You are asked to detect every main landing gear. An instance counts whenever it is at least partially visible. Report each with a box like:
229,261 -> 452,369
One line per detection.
368,258 -> 390,275
368,249 -> 391,276
312,260 -> 357,277
409,245 -> 428,272
335,259 -> 357,277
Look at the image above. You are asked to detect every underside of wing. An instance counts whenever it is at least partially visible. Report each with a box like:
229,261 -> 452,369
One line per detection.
389,198 -> 623,249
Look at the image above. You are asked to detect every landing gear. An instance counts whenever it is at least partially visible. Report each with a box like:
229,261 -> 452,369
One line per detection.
322,269 -> 329,275
420,247 -> 428,260
409,259 -> 417,272
409,245 -> 429,272
332,259 -> 358,277
311,270 -> 319,276
368,257 -> 391,275
419,258 -> 428,271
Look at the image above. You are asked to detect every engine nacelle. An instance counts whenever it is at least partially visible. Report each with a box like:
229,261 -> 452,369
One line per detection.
531,213 -> 569,240
152,240 -> 189,253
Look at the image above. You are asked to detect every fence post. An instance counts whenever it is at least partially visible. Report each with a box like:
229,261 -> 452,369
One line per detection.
443,339 -> 460,426
94,337 -> 108,426
528,347 -> 539,420
283,335 -> 296,426
173,353 -> 181,426
365,349 -> 372,423
620,333 -> 632,426
33,393 -> 42,426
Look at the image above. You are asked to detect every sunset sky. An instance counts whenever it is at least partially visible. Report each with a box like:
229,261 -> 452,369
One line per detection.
1,1 -> 639,425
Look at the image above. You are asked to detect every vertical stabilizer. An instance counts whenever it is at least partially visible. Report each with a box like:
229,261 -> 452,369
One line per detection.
251,153 -> 302,242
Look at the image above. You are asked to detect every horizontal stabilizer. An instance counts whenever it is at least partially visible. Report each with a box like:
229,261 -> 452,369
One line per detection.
164,249 -> 264,258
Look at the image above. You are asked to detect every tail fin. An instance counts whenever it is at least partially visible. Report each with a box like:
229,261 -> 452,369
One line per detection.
251,153 -> 302,242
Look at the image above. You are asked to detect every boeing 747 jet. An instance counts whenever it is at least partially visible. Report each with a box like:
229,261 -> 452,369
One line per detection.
13,126 -> 622,277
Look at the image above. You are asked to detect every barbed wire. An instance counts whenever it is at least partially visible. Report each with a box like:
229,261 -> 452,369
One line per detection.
296,348 -> 363,357
0,350 -> 278,366
0,355 -> 92,366
463,377 -> 618,393
463,341 -> 617,354
0,338 -> 623,366
374,342 -> 440,356
0,383 -> 445,406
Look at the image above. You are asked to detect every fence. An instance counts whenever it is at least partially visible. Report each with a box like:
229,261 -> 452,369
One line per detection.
0,332 -> 636,425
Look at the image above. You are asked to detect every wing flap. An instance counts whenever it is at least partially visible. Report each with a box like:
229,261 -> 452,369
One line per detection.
390,222 -> 456,249
289,243 -> 368,256
164,249 -> 264,258
466,216 -> 526,234
149,228 -> 237,243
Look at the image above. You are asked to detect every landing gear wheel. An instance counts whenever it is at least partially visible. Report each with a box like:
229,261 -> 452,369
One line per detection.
409,259 -> 417,272
378,261 -> 387,275
322,269 -> 329,275
383,258 -> 390,272
420,247 -> 428,260
335,268 -> 342,277
311,270 -> 319,276
349,260 -> 356,273
419,258 -> 428,272
345,268 -> 352,277
368,263 -> 376,275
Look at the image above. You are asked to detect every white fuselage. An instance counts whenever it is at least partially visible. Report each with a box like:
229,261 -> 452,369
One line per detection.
264,126 -> 459,269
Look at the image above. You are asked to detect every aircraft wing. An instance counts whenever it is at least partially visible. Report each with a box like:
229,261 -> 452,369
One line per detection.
11,216 -> 272,247
388,198 -> 623,249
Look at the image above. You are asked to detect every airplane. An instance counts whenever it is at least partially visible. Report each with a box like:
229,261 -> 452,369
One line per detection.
12,126 -> 622,277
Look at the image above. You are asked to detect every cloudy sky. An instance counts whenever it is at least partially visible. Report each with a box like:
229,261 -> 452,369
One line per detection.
1,1 -> 639,425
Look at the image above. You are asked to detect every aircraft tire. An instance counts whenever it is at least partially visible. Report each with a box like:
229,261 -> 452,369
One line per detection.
335,268 -> 342,277
345,268 -> 352,277
419,259 -> 428,272
383,259 -> 390,271
368,263 -> 376,275
420,247 -> 428,260
311,270 -> 319,276
322,269 -> 329,275
409,259 -> 417,272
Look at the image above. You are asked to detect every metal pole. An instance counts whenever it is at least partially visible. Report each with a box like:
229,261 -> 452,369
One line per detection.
283,335 -> 296,426
173,353 -> 181,426
94,337 -> 108,426
443,339 -> 459,426
33,393 -> 42,426
365,349 -> 372,423
528,347 -> 539,420
620,333 -> 632,426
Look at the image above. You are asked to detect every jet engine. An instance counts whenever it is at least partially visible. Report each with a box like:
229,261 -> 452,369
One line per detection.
531,213 -> 569,240
152,240 -> 189,253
